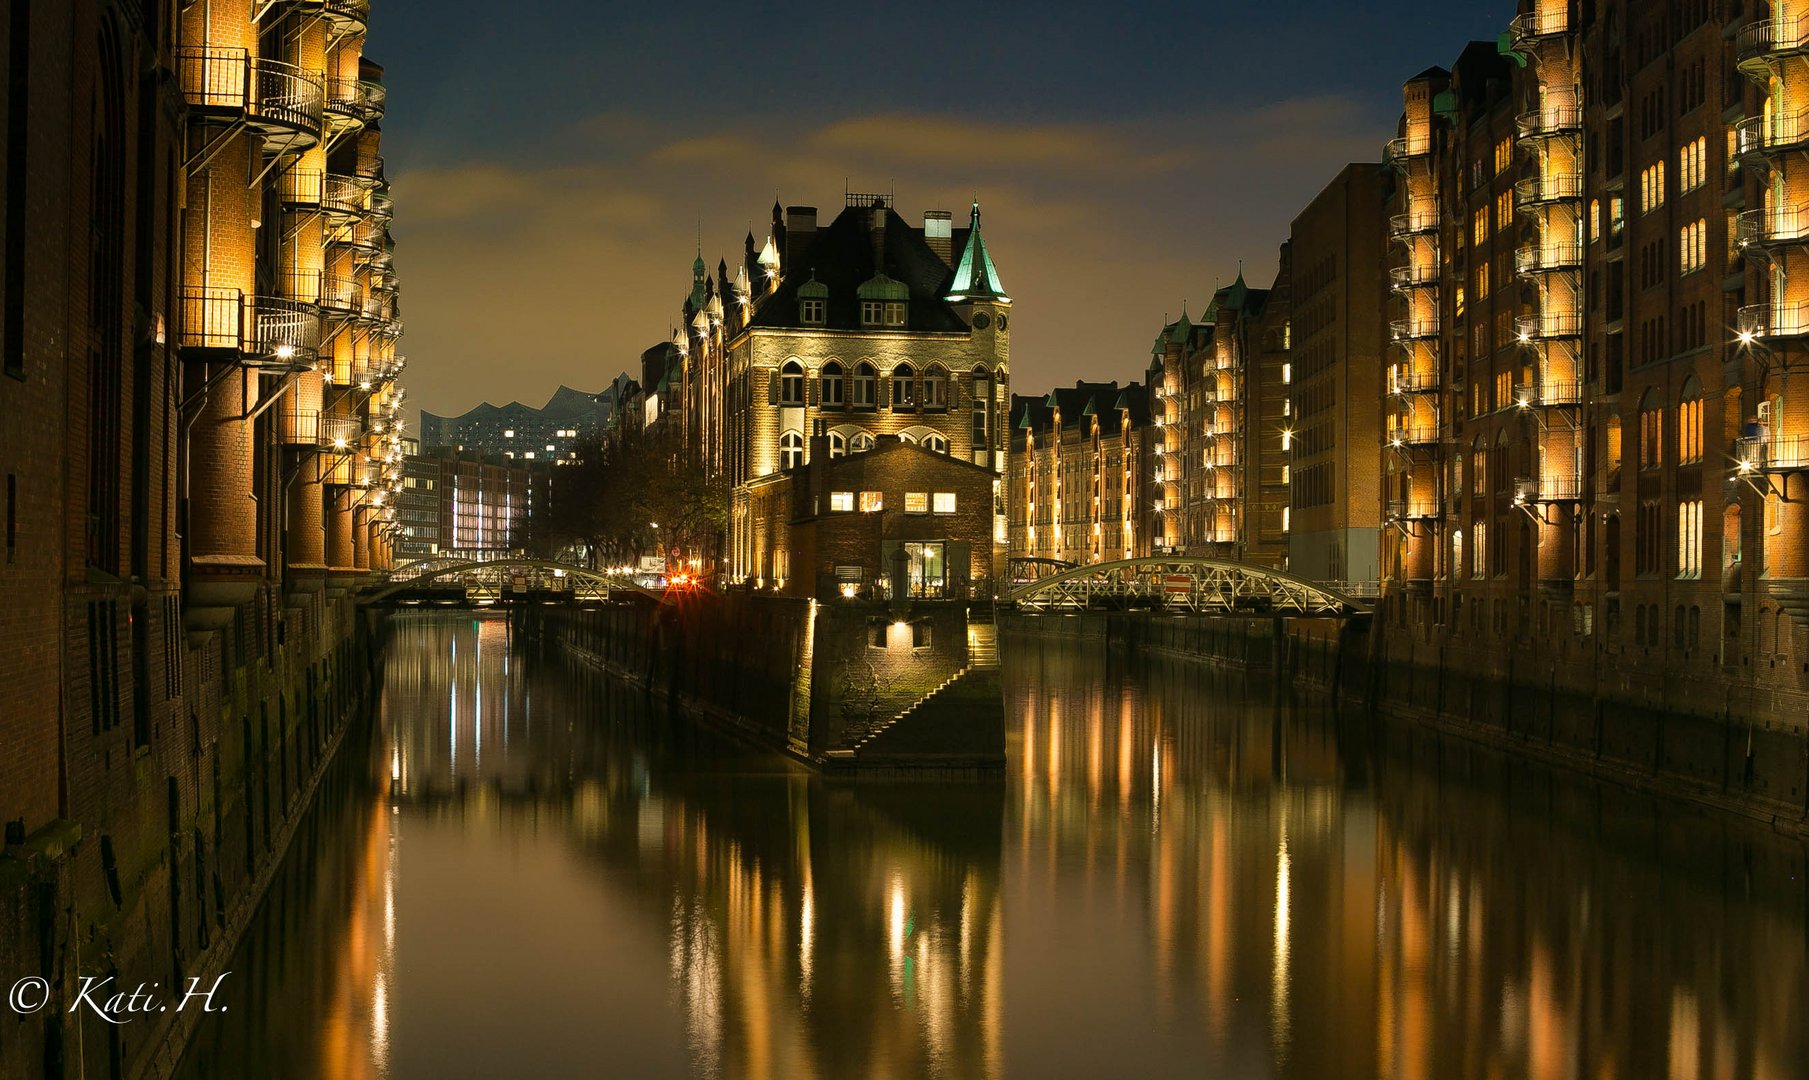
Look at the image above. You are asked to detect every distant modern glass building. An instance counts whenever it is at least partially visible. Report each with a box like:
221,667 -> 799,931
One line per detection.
419,384 -> 624,463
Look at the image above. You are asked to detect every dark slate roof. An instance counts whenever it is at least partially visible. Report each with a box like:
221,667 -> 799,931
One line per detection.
1019,382 -> 1148,439
747,202 -> 973,333
423,385 -> 607,425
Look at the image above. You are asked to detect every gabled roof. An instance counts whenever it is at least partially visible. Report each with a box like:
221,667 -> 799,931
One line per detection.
745,201 -> 972,333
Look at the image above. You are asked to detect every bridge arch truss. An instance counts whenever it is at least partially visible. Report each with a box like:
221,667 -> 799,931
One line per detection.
1002,557 -> 1369,616
365,558 -> 665,605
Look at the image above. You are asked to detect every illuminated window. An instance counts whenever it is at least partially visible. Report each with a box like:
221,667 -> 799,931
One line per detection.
905,491 -> 928,514
1476,260 -> 1490,300
1678,499 -> 1703,578
829,491 -> 854,512
932,492 -> 956,514
1679,136 -> 1707,192
1678,380 -> 1703,463
1473,207 -> 1489,246
1589,199 -> 1600,242
884,301 -> 905,326
1639,162 -> 1665,213
1495,189 -> 1512,228
890,363 -> 916,408
1494,136 -> 1512,175
779,360 -> 806,405
780,430 -> 804,470
820,360 -> 845,406
853,362 -> 877,408
858,490 -> 883,512
922,364 -> 948,409
1679,218 -> 1706,274
828,430 -> 847,458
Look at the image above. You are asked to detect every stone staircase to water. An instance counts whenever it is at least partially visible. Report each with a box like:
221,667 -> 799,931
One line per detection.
839,623 -> 1002,759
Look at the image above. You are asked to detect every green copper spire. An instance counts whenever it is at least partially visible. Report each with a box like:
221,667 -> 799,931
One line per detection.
947,200 -> 1008,301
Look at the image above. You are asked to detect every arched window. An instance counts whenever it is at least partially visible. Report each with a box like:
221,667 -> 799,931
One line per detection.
898,430 -> 919,445
1638,388 -> 1663,469
970,365 -> 992,462
828,430 -> 847,458
851,431 -> 875,453
922,364 -> 948,409
820,361 -> 845,408
924,433 -> 949,453
853,362 -> 877,408
779,360 -> 805,406
891,363 -> 916,408
1678,376 -> 1703,464
779,430 -> 804,470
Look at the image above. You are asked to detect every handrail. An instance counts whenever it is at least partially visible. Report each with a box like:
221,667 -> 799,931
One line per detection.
1515,241 -> 1583,274
1736,203 -> 1809,247
1515,312 -> 1583,340
1737,299 -> 1809,338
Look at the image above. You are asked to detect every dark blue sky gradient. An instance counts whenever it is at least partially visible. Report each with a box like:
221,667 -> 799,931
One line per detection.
373,0 -> 1511,416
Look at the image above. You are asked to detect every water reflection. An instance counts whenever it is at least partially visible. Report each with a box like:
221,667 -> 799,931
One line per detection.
179,615 -> 1808,1079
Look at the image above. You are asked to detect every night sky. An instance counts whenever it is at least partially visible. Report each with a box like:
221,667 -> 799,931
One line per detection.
378,0 -> 1508,420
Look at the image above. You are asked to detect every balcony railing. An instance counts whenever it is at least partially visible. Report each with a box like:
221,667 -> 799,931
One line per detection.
323,173 -> 372,217
361,79 -> 388,119
1385,134 -> 1431,162
1737,299 -> 1809,340
278,168 -> 323,207
324,76 -> 368,123
1735,204 -> 1809,248
1736,14 -> 1809,70
1388,424 -> 1441,446
1386,500 -> 1440,520
1515,241 -> 1583,275
177,288 -> 245,353
368,189 -> 394,223
1516,377 -> 1583,406
1389,368 -> 1440,394
1736,433 -> 1809,471
280,408 -> 322,446
1515,312 -> 1583,340
1390,315 -> 1440,341
319,417 -> 363,451
176,289 -> 318,367
249,296 -> 321,368
1513,172 -> 1584,209
1507,9 -> 1570,48
1389,201 -> 1440,238
320,272 -> 362,314
1515,104 -> 1583,142
1735,108 -> 1809,162
178,48 -> 324,142
322,0 -> 371,31
1515,476 -> 1583,503
1389,263 -> 1439,290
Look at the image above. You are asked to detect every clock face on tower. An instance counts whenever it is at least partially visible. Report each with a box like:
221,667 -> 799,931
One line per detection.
972,312 -> 991,329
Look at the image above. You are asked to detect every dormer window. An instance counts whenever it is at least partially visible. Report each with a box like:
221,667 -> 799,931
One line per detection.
797,274 -> 829,326
857,275 -> 908,327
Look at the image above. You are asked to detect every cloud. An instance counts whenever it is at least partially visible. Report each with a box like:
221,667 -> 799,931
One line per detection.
389,101 -> 1393,420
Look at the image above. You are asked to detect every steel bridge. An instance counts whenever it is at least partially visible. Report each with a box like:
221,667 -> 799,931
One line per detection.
363,558 -> 672,606
1001,557 -> 1370,616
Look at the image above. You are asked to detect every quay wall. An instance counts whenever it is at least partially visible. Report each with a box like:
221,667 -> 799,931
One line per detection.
1001,609 -> 1809,833
539,594 -> 1001,767
0,589 -> 382,1080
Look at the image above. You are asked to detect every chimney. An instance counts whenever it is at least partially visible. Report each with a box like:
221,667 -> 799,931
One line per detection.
784,205 -> 817,268
924,210 -> 953,265
869,201 -> 887,274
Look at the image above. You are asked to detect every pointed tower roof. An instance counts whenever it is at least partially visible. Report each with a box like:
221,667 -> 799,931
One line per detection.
947,200 -> 1007,301
757,233 -> 781,277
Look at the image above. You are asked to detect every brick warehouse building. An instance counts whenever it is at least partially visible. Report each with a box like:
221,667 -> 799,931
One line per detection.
664,194 -> 1012,582
1145,271 -> 1291,566
0,1 -> 409,1075
1007,381 -> 1157,566
746,433 -> 1000,600
1288,163 -> 1388,588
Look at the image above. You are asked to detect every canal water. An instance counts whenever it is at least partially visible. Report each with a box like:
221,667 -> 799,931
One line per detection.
177,613 -> 1808,1079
